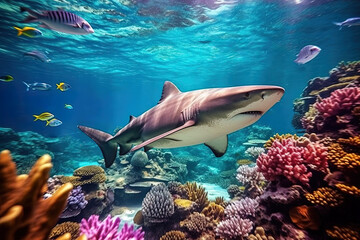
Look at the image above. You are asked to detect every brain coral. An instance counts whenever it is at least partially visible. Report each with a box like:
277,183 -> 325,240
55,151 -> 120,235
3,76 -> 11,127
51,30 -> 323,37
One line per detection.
142,183 -> 174,223
131,151 -> 149,168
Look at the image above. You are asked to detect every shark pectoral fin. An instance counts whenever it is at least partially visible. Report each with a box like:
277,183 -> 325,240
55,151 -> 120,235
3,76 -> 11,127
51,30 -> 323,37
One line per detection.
204,135 -> 228,157
131,120 -> 196,152
119,144 -> 132,155
78,125 -> 117,168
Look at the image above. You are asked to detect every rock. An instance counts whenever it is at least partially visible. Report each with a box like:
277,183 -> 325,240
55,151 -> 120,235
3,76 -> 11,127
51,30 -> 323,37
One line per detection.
131,151 -> 149,168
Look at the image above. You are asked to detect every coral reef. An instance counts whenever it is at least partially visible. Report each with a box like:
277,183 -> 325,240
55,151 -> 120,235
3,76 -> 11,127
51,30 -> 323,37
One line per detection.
159,231 -> 186,240
142,183 -> 174,224
80,215 -> 144,240
248,226 -> 274,240
305,187 -> 344,207
292,61 -> 360,130
131,151 -> 149,168
0,128 -> 99,175
49,222 -> 80,240
184,182 -> 209,211
224,197 -> 258,219
0,150 -> 73,240
236,165 -> 266,197
201,202 -> 225,224
244,147 -> 265,160
180,212 -> 212,236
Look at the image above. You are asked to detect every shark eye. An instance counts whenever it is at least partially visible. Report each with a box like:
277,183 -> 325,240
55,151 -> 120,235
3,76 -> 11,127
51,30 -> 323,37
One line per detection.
244,92 -> 250,98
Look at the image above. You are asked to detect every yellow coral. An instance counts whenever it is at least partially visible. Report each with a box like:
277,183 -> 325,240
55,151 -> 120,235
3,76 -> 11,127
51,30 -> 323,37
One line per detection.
73,165 -> 105,177
49,222 -> 80,240
174,199 -> 195,209
0,150 -> 73,240
201,202 -> 225,224
60,169 -> 106,187
335,184 -> 360,196
214,196 -> 227,208
326,226 -> 360,240
309,82 -> 351,96
184,182 -> 209,211
264,133 -> 299,149
305,187 -> 344,207
160,230 -> 186,240
328,137 -> 360,172
248,227 -> 275,240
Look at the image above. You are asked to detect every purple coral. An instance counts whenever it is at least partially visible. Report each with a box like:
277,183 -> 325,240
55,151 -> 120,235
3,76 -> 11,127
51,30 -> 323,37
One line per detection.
236,166 -> 265,185
142,183 -> 174,223
80,215 -> 144,240
225,197 -> 259,219
216,217 -> 253,239
61,186 -> 88,218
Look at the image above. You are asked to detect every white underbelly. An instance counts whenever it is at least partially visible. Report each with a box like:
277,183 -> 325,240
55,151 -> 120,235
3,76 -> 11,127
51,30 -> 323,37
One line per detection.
150,114 -> 261,149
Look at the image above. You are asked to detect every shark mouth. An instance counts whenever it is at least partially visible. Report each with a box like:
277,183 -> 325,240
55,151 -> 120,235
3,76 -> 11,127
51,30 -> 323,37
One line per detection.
239,111 -> 263,115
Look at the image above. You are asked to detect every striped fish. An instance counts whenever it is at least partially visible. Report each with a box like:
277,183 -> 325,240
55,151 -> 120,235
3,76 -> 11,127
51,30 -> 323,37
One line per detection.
20,7 -> 94,35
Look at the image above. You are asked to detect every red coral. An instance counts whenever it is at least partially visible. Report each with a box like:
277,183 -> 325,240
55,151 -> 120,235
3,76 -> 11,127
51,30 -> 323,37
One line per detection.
257,138 -> 328,186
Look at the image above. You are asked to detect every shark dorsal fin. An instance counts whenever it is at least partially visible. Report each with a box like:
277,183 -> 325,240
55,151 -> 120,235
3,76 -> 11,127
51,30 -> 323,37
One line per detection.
129,115 -> 136,123
158,81 -> 181,104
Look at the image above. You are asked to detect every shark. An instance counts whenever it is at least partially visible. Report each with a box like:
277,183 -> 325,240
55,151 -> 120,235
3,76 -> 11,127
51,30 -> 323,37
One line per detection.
78,81 -> 284,168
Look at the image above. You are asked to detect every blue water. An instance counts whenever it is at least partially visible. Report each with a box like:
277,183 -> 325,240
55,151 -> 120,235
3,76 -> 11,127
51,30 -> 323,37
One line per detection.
0,0 -> 360,139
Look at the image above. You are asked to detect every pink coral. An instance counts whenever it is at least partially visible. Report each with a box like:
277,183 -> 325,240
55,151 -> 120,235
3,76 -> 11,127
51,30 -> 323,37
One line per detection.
256,138 -> 328,186
216,217 -> 253,239
314,87 -> 360,118
80,215 -> 144,240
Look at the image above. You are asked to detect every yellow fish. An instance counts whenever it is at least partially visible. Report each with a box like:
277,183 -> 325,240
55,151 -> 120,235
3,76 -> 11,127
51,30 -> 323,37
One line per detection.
0,75 -> 13,82
33,112 -> 54,121
13,26 -> 42,37
56,82 -> 71,92
239,186 -> 245,191
237,159 -> 253,165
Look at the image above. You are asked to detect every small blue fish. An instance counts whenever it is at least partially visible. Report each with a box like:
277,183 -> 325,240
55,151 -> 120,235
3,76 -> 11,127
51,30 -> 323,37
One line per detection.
334,17 -> 360,30
64,104 -> 73,110
46,118 -> 62,127
294,45 -> 321,64
24,50 -> 51,63
23,81 -> 51,91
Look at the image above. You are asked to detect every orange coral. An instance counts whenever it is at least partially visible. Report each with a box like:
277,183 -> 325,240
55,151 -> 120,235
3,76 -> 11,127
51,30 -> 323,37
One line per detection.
201,202 -> 225,224
264,133 -> 298,149
328,137 -> 360,173
160,230 -> 186,240
335,184 -> 360,196
49,222 -> 80,240
326,226 -> 360,240
305,187 -> 344,207
289,205 -> 321,230
184,182 -> 209,211
0,150 -> 73,240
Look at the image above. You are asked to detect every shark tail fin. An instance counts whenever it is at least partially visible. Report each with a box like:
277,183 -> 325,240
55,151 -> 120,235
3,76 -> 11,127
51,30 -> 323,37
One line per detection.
333,22 -> 342,30
78,125 -> 118,168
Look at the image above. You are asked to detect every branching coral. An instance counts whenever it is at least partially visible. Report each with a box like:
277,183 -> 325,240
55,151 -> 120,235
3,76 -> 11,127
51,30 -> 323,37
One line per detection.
326,226 -> 360,240
201,202 -> 225,224
49,222 -> 80,240
142,183 -> 174,223
257,137 -> 328,186
184,182 -> 209,211
236,165 -> 266,196
245,147 -> 265,160
214,196 -> 227,208
0,150 -> 73,240
167,181 -> 188,199
159,231 -> 186,240
80,215 -> 144,240
216,217 -> 253,239
224,197 -> 258,219
305,187 -> 344,207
